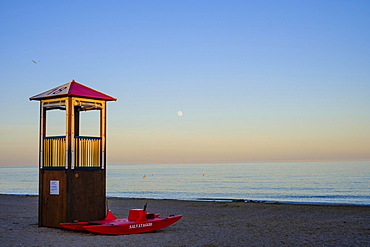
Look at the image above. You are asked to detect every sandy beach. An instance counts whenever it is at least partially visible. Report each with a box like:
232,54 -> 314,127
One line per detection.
1,194 -> 369,246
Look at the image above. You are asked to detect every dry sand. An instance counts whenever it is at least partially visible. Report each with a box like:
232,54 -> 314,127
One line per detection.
1,194 -> 369,246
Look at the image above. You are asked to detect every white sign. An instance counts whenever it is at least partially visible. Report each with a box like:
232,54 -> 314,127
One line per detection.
129,222 -> 152,229
50,180 -> 60,195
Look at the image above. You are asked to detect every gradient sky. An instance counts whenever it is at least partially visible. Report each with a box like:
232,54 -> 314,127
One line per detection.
1,0 -> 369,165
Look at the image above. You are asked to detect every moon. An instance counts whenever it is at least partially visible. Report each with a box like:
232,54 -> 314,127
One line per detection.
177,111 -> 183,117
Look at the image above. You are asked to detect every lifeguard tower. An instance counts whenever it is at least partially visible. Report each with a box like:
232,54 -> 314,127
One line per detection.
30,80 -> 116,227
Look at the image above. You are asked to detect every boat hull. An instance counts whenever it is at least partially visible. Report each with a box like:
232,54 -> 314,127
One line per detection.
60,215 -> 182,235
60,222 -> 89,231
85,215 -> 182,235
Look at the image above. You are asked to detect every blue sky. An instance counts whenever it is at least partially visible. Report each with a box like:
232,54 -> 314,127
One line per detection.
0,0 -> 369,165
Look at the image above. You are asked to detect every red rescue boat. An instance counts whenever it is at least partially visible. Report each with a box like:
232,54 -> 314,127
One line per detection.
60,205 -> 182,235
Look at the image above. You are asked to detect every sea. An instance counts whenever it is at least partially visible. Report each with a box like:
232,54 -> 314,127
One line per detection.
1,161 -> 369,205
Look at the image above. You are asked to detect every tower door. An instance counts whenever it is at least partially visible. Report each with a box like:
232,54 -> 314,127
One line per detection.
39,170 -> 66,227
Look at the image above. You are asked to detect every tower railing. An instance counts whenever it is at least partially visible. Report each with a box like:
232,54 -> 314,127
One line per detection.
43,136 -> 66,168
43,136 -> 102,168
74,136 -> 102,168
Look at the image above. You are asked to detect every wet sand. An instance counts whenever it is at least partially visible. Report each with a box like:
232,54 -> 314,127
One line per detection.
1,194 -> 369,246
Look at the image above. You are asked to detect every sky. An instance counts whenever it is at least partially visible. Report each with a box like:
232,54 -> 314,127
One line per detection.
0,0 -> 369,165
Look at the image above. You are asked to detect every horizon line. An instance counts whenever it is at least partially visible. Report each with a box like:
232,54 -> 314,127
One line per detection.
2,159 -> 369,166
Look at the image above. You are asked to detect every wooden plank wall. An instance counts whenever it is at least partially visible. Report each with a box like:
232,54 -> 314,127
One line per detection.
39,170 -> 67,227
67,169 -> 106,222
39,169 -> 106,227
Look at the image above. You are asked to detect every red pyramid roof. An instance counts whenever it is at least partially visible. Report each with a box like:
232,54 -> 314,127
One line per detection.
29,80 -> 117,101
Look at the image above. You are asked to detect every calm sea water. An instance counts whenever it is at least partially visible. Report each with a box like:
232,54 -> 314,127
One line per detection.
1,161 -> 369,205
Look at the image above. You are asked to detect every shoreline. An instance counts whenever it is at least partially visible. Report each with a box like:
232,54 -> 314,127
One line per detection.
1,194 -> 369,246
2,193 -> 370,207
